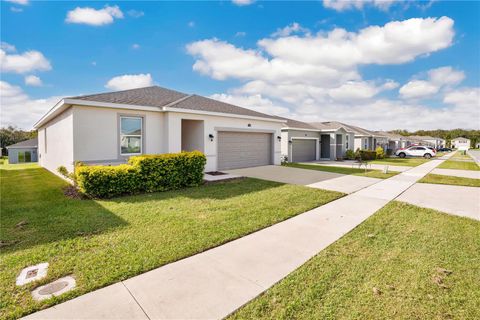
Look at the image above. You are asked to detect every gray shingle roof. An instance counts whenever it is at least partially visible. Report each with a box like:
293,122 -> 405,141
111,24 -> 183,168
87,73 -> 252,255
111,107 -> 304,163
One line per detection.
6,137 -> 38,149
69,86 -> 280,120
277,117 -> 318,130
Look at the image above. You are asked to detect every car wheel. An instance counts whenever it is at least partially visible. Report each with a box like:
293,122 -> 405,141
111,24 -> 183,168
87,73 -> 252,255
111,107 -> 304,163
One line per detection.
424,153 -> 431,159
399,152 -> 406,158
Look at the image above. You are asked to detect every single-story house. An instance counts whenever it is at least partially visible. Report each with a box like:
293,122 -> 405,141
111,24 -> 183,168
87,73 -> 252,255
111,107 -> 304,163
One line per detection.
451,137 -> 471,150
407,135 -> 444,148
319,122 -> 386,151
375,131 -> 408,152
280,119 -> 355,162
33,86 -> 285,174
6,137 -> 38,164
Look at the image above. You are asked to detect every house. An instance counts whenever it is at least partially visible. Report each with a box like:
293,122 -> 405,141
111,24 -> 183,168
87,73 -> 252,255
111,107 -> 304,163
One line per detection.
375,131 -> 408,152
451,137 -> 471,150
280,120 -> 355,162
317,122 -> 387,151
33,86 -> 285,174
408,135 -> 444,148
6,137 -> 38,164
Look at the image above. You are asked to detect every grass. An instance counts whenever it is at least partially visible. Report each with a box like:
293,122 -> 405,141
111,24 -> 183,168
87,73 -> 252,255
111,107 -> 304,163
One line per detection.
0,165 -> 343,319
230,202 -> 480,320
419,174 -> 480,187
450,152 -> 473,161
370,157 -> 430,167
438,160 -> 479,171
285,163 -> 398,179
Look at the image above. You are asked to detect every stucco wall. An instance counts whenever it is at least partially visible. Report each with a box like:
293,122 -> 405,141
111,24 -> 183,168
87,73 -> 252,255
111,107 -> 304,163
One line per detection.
7,148 -> 38,164
181,119 -> 204,152
72,105 -> 165,162
165,112 -> 283,172
38,108 -> 74,173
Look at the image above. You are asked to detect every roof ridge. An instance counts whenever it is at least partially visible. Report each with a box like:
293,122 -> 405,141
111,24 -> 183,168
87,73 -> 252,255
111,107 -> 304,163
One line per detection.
69,85 -> 188,100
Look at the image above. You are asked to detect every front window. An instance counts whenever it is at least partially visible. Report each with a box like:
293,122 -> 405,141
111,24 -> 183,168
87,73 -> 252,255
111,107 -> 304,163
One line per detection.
120,116 -> 142,155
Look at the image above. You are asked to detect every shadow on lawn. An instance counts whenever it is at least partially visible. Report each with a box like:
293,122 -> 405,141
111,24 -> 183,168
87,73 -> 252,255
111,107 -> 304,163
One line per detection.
0,167 -> 128,253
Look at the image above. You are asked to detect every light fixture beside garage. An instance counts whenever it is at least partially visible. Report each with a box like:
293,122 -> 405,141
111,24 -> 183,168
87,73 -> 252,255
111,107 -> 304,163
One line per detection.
247,123 -> 252,127
209,134 -> 214,141
277,136 -> 281,142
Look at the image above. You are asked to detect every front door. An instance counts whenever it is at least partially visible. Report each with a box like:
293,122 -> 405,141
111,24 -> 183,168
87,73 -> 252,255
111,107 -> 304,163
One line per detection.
320,135 -> 330,159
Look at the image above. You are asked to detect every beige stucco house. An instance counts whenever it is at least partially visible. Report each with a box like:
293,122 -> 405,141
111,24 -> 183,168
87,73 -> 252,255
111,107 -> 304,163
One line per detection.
33,86 -> 285,174
451,137 -> 471,150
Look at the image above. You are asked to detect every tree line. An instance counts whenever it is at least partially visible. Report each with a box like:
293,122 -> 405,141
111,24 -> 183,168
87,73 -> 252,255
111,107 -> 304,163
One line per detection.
0,126 -> 37,156
391,129 -> 480,148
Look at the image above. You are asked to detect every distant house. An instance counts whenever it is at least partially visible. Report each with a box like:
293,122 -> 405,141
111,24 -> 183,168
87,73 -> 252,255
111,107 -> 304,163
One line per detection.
451,137 -> 471,150
6,137 -> 38,164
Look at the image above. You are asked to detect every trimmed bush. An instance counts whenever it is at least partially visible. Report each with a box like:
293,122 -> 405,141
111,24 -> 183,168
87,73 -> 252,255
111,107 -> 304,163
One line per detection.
76,164 -> 140,198
359,150 -> 377,161
129,151 -> 206,193
375,146 -> 385,159
345,149 -> 355,160
76,151 -> 206,198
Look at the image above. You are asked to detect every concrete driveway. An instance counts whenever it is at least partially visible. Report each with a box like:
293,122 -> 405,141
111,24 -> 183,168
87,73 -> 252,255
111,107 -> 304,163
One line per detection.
226,165 -> 344,185
397,183 -> 480,221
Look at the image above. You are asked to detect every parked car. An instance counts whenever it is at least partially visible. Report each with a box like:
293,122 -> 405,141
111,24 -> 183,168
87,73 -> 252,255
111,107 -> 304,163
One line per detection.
437,147 -> 452,152
395,146 -> 436,159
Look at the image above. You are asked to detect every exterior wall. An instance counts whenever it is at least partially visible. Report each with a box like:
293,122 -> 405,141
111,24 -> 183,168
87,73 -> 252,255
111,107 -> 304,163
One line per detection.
181,119 -> 204,152
72,105 -> 165,163
38,108 -> 74,173
451,139 -> 471,149
164,111 -> 284,172
354,137 -> 369,150
7,148 -> 38,164
282,129 -> 320,161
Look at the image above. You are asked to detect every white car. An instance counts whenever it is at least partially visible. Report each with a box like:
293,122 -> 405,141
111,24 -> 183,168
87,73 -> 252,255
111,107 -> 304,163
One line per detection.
395,146 -> 436,159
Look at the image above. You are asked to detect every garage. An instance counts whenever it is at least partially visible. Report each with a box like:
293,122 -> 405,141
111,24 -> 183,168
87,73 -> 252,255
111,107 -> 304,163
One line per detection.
217,131 -> 272,170
292,139 -> 317,162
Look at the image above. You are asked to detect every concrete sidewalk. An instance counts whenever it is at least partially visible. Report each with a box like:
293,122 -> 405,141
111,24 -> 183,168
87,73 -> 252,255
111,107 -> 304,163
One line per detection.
431,168 -> 480,179
24,159 -> 448,320
302,160 -> 411,172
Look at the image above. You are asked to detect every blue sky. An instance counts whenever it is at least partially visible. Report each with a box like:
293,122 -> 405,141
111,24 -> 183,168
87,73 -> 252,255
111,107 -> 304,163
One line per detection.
1,0 -> 479,130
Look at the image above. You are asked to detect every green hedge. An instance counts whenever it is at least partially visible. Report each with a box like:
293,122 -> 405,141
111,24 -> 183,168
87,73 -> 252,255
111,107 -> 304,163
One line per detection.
358,150 -> 377,161
76,151 -> 206,198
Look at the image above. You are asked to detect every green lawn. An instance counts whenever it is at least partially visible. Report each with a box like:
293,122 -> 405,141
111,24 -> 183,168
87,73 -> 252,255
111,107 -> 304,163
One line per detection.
438,160 -> 479,171
419,174 -> 480,187
370,157 -> 430,167
0,165 -> 343,319
230,202 -> 480,320
285,163 -> 398,179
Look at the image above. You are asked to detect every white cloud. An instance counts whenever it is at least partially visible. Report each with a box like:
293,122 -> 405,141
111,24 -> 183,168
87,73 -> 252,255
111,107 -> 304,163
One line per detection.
186,17 -> 479,130
399,66 -> 465,99
322,0 -> 395,12
443,88 -> 480,111
65,5 -> 123,26
235,31 -> 246,37
1,42 -> 16,52
5,0 -> 29,5
0,81 -> 63,129
232,0 -> 255,6
0,46 -> 51,74
24,75 -> 42,86
132,43 -> 140,49
271,22 -> 310,37
105,73 -> 154,91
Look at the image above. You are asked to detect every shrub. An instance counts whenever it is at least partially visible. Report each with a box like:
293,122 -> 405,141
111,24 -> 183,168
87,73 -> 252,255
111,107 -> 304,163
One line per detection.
129,151 -> 206,192
76,164 -> 140,198
375,146 -> 385,159
359,150 -> 377,161
345,149 -> 355,160
76,151 -> 206,198
57,166 -> 69,178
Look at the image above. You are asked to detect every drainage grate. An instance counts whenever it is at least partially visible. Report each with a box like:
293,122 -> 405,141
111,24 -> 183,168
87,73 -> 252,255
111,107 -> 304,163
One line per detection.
31,276 -> 76,301
16,263 -> 49,286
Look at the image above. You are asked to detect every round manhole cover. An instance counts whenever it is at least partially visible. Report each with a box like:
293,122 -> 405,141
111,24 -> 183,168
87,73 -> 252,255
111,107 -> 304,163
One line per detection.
38,281 -> 69,295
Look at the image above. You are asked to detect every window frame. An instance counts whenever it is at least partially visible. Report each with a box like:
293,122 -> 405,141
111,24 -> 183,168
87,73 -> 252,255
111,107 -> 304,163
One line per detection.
119,116 -> 143,156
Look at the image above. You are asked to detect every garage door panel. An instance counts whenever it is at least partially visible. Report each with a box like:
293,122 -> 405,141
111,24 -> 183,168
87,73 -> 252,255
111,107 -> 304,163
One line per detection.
292,139 -> 316,162
218,132 -> 272,170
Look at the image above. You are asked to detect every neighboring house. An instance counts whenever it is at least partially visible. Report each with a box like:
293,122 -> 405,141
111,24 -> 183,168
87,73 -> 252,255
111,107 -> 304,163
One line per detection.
375,131 -> 408,152
451,137 -> 471,150
409,135 -> 445,148
281,120 -> 355,161
319,122 -> 386,151
6,137 -> 38,164
33,86 -> 285,173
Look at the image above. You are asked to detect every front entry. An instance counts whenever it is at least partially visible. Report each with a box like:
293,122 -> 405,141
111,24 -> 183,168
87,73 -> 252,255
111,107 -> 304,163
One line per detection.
320,135 -> 330,159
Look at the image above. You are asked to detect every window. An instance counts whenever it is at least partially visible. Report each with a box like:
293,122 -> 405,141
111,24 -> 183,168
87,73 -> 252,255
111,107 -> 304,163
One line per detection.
364,139 -> 367,149
120,116 -> 142,155
345,135 -> 349,149
18,152 -> 25,163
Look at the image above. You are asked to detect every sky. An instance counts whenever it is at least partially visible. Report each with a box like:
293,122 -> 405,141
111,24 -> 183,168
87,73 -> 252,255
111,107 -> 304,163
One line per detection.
1,0 -> 479,131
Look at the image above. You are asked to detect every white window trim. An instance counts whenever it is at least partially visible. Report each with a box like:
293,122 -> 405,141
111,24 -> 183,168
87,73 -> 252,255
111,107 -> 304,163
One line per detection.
120,116 -> 143,156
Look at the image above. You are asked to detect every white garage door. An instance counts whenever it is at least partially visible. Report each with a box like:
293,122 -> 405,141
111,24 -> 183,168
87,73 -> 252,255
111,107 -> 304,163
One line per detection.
218,131 -> 272,170
292,139 -> 316,162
